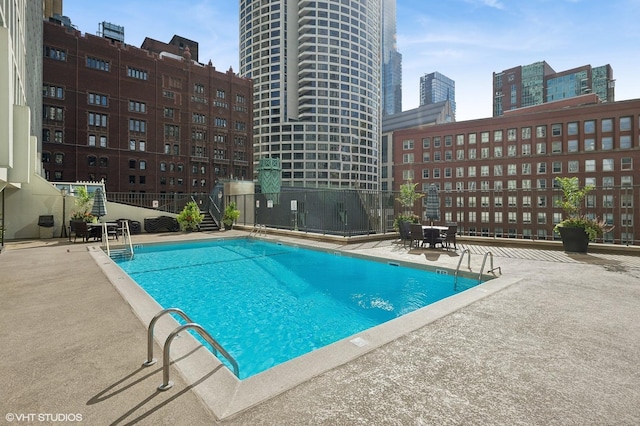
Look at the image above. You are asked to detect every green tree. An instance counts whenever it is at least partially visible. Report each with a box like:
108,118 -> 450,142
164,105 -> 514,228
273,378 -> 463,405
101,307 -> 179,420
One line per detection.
396,179 -> 424,214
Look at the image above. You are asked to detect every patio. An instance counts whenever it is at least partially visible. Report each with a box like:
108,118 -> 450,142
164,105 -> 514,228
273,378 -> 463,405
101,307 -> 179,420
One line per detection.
1,232 -> 639,425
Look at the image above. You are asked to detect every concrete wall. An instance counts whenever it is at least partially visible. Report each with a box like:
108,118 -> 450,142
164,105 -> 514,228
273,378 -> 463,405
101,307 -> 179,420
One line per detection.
3,175 -> 176,240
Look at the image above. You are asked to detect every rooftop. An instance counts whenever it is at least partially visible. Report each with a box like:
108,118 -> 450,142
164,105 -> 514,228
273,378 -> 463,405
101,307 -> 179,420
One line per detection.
1,232 -> 639,424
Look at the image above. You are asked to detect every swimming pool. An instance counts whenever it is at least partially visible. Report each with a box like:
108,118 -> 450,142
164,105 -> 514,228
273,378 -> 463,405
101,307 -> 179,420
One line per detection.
114,238 -> 479,379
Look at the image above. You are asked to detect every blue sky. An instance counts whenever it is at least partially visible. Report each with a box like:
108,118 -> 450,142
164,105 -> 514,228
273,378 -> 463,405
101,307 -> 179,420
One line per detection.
63,0 -> 640,121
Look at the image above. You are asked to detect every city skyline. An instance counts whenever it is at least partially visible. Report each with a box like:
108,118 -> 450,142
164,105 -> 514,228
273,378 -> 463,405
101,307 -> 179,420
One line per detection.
63,0 -> 640,121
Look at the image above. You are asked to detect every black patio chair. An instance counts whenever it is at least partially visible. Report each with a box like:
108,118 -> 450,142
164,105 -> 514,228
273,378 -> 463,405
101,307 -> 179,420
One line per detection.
442,224 -> 458,251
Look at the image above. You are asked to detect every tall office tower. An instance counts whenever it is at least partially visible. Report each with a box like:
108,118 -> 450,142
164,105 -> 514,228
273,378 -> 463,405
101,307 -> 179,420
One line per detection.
381,0 -> 402,116
493,61 -> 614,116
419,72 -> 456,120
239,0 -> 382,190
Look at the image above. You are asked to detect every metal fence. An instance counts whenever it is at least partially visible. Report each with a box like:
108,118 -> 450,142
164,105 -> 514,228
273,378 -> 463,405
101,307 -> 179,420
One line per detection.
107,184 -> 639,245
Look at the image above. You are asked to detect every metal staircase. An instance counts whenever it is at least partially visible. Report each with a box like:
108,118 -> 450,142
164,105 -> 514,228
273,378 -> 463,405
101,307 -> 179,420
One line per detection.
198,210 -> 220,232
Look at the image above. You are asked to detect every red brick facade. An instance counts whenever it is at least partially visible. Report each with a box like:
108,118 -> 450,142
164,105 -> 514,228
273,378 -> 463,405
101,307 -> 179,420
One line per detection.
42,21 -> 253,195
393,99 -> 640,244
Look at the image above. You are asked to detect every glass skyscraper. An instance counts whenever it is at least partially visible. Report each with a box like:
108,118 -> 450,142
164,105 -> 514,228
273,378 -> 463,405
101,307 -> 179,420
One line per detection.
382,0 -> 402,116
239,0 -> 382,190
419,72 -> 456,120
493,61 -> 614,117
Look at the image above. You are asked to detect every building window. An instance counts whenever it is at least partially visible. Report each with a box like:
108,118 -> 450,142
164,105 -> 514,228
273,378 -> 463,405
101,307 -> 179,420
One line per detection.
621,157 -> 632,170
535,125 -> 546,138
567,140 -> 578,152
468,133 -> 476,144
584,120 -> 595,134
584,138 -> 595,151
194,83 -> 205,94
54,130 -> 63,143
193,113 -> 206,124
422,138 -> 430,148
86,56 -> 110,71
45,46 -> 66,61
507,128 -> 517,141
567,122 -> 578,135
88,112 -> 107,127
585,159 -> 596,172
456,134 -> 464,145
493,130 -> 503,142
551,123 -> 562,136
127,66 -> 148,80
402,153 -> 414,163
601,137 -> 613,150
88,93 -> 108,106
164,124 -> 180,138
216,89 -> 226,98
602,118 -> 613,132
620,116 -> 632,131
536,143 -> 546,154
214,118 -> 227,127
620,135 -> 631,149
129,100 -> 146,113
43,106 -> 64,121
522,127 -> 532,139
43,85 -> 64,99
422,152 -> 430,162
129,140 -> 136,150
402,139 -> 414,150
164,107 -> 175,118
480,132 -> 489,143
129,119 -> 146,133
140,160 -> 146,170
552,161 -> 562,173
602,159 -> 614,172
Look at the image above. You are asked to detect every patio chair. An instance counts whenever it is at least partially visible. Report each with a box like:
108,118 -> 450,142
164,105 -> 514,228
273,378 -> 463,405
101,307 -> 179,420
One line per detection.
409,223 -> 425,248
398,221 -> 412,247
424,227 -> 444,249
442,224 -> 458,251
72,221 -> 91,243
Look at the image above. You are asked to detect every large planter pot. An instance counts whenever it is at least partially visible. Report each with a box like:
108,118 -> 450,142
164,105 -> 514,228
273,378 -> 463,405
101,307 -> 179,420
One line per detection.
558,227 -> 590,253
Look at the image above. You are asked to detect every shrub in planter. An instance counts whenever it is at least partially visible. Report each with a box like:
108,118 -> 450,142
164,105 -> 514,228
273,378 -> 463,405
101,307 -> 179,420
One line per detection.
176,201 -> 204,231
222,202 -> 240,230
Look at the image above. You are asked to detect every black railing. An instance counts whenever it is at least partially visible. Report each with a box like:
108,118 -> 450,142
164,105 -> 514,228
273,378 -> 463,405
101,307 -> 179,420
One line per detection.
105,185 -> 639,245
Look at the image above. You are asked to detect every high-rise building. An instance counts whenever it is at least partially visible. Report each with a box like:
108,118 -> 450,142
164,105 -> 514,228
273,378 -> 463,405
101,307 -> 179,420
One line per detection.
1,0 -> 45,243
419,72 -> 455,120
42,20 -> 253,194
239,0 -> 382,190
493,61 -> 614,117
382,0 -> 402,116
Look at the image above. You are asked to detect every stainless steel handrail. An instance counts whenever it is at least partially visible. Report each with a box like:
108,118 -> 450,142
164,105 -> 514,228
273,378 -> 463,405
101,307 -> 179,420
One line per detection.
143,308 -> 195,366
454,248 -> 471,291
478,251 -> 502,283
158,323 -> 240,391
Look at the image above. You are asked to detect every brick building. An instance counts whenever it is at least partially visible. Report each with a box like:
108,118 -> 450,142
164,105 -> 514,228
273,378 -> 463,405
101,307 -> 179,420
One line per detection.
42,20 -> 253,195
393,96 -> 640,245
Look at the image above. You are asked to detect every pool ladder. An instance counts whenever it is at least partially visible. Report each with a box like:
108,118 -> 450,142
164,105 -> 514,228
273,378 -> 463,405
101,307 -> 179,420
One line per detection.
249,224 -> 267,237
143,308 -> 240,390
454,249 -> 502,290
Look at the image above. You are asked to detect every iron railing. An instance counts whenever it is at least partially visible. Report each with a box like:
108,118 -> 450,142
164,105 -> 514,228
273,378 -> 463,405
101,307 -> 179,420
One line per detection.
105,184 -> 639,245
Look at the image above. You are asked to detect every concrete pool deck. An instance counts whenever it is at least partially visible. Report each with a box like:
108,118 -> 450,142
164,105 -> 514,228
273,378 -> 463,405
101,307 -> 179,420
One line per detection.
1,231 -> 639,425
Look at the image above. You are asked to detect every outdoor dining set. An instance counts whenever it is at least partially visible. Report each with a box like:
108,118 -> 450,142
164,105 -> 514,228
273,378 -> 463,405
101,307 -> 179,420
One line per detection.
399,222 -> 458,251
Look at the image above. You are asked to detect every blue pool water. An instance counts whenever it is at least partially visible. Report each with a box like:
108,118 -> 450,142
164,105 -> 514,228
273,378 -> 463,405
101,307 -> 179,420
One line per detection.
115,239 -> 479,379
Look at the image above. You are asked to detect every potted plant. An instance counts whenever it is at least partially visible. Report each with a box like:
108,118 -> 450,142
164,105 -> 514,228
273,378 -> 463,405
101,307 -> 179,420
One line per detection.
69,187 -> 95,231
553,177 -> 612,253
176,201 -> 204,231
394,179 -> 424,231
222,201 -> 240,230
